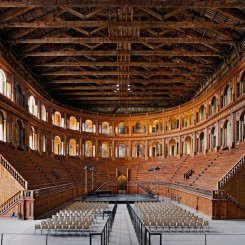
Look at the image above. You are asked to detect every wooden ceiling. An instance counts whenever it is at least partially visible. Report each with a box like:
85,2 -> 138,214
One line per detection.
0,0 -> 244,113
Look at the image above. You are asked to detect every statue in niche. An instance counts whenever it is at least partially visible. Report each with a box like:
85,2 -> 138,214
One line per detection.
137,144 -> 142,157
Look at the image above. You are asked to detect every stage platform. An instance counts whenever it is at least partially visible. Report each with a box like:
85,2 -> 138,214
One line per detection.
77,194 -> 158,203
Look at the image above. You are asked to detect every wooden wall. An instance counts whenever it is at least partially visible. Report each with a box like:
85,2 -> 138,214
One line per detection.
0,164 -> 24,205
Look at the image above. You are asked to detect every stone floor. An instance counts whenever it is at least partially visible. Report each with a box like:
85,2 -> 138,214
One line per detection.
1,199 -> 245,245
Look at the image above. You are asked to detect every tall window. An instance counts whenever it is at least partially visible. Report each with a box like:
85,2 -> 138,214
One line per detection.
53,111 -> 62,127
199,132 -> 205,152
102,122 -> 110,134
223,86 -> 231,106
28,95 -> 36,116
41,105 -> 47,121
69,139 -> 77,156
69,116 -> 78,130
85,141 -> 93,157
54,136 -> 61,155
211,127 -> 216,149
84,120 -> 93,132
199,105 -> 205,121
223,120 -> 231,146
0,111 -> 6,142
211,97 -> 217,115
0,69 -> 6,96
16,119 -> 25,148
102,142 -> 109,158
118,144 -> 126,158
185,136 -> 192,154
29,126 -> 36,150
15,85 -> 24,107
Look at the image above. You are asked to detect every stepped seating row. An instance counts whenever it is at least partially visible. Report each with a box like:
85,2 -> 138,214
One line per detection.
134,201 -> 209,232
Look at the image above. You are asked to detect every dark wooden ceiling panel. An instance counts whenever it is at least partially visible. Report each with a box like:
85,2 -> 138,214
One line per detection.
0,1 -> 244,113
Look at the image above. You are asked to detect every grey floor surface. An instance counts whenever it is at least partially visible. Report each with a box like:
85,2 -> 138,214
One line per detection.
1,200 -> 245,245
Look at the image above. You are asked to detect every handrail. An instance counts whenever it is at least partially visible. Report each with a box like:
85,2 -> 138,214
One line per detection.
218,154 -> 245,188
89,202 -> 117,245
33,182 -> 84,197
0,154 -> 28,189
212,190 -> 245,213
137,183 -> 151,194
95,181 -> 117,192
0,190 -> 33,216
127,202 -> 162,245
0,191 -> 22,215
138,181 -> 212,197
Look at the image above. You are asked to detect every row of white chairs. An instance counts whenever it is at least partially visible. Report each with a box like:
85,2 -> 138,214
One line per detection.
134,201 -> 209,232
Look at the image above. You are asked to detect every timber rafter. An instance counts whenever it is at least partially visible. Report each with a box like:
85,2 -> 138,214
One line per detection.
0,1 -> 244,113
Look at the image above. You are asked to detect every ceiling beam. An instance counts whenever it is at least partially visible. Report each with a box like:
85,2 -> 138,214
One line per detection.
47,78 -> 201,84
34,61 -> 212,68
2,20 -> 244,29
41,70 -> 205,76
59,96 -> 181,101
23,50 -> 224,57
11,37 -> 238,45
49,85 -> 189,90
0,0 -> 244,8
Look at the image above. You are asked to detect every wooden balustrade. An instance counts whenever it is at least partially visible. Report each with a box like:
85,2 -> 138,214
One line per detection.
218,154 -> 245,188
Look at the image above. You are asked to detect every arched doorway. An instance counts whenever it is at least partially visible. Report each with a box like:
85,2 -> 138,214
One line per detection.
118,175 -> 127,194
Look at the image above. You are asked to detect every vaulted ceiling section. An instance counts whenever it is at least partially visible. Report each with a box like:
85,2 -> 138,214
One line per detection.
0,1 -> 244,113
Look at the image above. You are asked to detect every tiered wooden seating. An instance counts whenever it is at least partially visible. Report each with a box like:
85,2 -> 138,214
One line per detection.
0,142 -> 52,189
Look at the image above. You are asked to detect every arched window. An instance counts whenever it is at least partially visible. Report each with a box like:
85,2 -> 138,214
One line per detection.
53,111 -> 62,127
0,69 -> 6,96
199,105 -> 205,121
152,120 -> 162,132
102,142 -> 109,158
84,120 -> 93,132
69,139 -> 77,156
0,110 -> 6,142
182,113 -> 191,127
28,95 -> 36,116
102,122 -> 110,134
69,116 -> 78,130
41,133 -> 47,153
54,136 -> 61,155
168,116 -> 178,130
199,132 -> 205,152
118,122 -> 127,134
85,141 -> 93,157
238,73 -> 245,96
41,105 -> 47,121
169,139 -> 176,156
16,119 -> 25,148
184,136 -> 192,154
134,122 -> 145,134
152,142 -> 162,157
223,86 -> 231,106
211,127 -> 216,149
118,144 -> 126,158
211,97 -> 217,115
223,120 -> 231,146
29,126 -> 36,150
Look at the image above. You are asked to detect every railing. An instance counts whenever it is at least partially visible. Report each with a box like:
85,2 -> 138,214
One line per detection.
127,202 -> 162,245
0,190 -> 33,216
89,202 -> 117,245
33,182 -> 84,197
139,181 -> 212,197
218,154 -> 245,188
212,190 -> 245,213
137,183 -> 151,194
95,181 -> 117,192
0,154 -> 28,189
